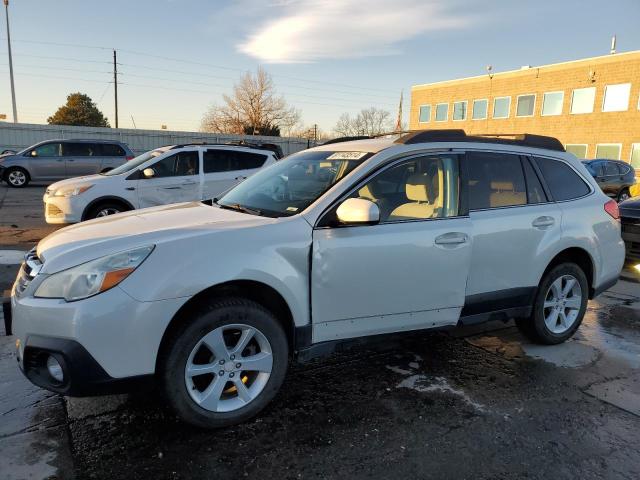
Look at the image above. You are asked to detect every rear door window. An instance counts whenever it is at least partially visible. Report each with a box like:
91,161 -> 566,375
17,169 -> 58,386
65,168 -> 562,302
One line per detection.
604,162 -> 620,176
465,152 -> 527,210
232,151 -> 268,170
62,143 -> 95,156
203,150 -> 267,173
534,157 -> 591,201
100,143 -> 126,156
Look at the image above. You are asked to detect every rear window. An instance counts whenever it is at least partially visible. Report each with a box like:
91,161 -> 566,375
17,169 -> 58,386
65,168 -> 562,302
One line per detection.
101,143 -> 126,156
534,157 -> 591,201
466,152 -> 527,210
203,150 -> 267,173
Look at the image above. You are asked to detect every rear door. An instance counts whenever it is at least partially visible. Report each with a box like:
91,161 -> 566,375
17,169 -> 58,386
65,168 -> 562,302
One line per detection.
27,142 -> 65,179
202,149 -> 269,199
462,151 -> 562,316
137,150 -> 201,207
62,142 -> 102,177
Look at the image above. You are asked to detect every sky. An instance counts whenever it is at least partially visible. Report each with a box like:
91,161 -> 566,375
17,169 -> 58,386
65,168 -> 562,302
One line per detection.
0,0 -> 639,134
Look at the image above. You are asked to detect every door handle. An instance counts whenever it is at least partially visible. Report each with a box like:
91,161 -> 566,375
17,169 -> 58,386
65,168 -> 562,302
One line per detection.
182,181 -> 197,186
162,186 -> 181,190
235,176 -> 247,181
532,216 -> 555,229
435,232 -> 468,246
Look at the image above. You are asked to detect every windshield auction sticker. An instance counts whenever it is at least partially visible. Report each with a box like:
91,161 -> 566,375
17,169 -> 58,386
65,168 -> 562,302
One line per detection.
326,151 -> 368,160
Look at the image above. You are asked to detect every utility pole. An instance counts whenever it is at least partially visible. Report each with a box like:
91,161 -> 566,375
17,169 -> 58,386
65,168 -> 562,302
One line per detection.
4,0 -> 18,123
313,124 -> 318,145
113,49 -> 119,128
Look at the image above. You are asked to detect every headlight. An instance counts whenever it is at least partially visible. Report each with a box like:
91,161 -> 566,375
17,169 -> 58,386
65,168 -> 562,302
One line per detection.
51,185 -> 93,197
34,246 -> 154,301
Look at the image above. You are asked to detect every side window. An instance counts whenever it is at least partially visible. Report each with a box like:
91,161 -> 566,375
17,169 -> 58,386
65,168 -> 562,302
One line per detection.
62,143 -> 94,156
522,157 -> 547,204
101,143 -> 126,156
466,152 -> 527,210
32,143 -> 61,157
534,157 -> 591,201
232,151 -> 268,170
604,162 -> 620,176
151,151 -> 199,178
203,150 -> 231,173
351,154 -> 460,222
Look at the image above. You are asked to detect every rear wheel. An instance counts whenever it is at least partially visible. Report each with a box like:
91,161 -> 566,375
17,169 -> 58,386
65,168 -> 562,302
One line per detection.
4,167 -> 29,188
617,188 -> 631,203
516,263 -> 588,344
160,298 -> 288,428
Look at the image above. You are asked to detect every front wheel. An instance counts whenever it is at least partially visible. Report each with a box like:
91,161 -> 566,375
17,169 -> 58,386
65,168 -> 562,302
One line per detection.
4,167 -> 29,187
516,263 -> 588,344
86,202 -> 126,219
160,298 -> 289,428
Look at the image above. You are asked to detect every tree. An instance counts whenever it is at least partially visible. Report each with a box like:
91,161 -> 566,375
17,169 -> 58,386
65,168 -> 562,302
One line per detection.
332,107 -> 392,137
47,93 -> 110,127
201,67 -> 300,136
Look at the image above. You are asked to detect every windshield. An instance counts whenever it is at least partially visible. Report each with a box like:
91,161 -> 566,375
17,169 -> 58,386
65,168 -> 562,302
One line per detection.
217,150 -> 370,217
102,148 -> 167,176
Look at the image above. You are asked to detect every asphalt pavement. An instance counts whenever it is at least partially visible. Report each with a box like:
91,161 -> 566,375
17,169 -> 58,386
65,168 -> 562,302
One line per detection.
1,182 -> 640,480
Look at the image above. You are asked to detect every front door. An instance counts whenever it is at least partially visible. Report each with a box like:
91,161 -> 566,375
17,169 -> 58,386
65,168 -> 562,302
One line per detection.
311,153 -> 472,342
137,151 -> 202,208
28,142 -> 65,179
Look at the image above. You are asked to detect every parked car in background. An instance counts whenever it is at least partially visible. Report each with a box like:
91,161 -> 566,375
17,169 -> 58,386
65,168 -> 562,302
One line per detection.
1,149 -> 17,156
0,139 -> 134,188
43,143 -> 278,223
620,197 -> 640,261
12,130 -> 624,428
582,159 -> 636,202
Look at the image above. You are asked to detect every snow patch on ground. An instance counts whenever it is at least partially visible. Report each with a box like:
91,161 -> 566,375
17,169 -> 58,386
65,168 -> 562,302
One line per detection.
397,375 -> 486,412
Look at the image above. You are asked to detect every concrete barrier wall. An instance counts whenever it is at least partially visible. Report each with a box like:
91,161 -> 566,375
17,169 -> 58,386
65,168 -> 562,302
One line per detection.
0,122 -> 310,156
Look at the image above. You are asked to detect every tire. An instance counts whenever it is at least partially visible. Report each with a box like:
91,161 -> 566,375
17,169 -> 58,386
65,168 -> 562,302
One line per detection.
516,263 -> 588,345
86,201 -> 127,219
160,298 -> 289,428
617,188 -> 631,203
4,167 -> 29,188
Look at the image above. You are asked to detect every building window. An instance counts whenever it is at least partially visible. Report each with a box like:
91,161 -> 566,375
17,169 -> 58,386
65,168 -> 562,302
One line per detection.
631,144 -> 640,169
472,99 -> 488,120
452,101 -> 467,121
418,105 -> 431,123
542,91 -> 564,116
493,96 -> 510,119
435,103 -> 448,122
516,94 -> 536,117
602,83 -> 631,112
570,87 -> 596,114
565,144 -> 588,159
595,144 -> 622,160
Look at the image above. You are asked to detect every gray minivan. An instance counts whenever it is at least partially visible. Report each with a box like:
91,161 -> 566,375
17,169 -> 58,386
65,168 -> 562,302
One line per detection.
0,139 -> 134,187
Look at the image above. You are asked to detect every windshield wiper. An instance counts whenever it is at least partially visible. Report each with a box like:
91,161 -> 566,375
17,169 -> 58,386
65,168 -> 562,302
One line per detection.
217,202 -> 263,216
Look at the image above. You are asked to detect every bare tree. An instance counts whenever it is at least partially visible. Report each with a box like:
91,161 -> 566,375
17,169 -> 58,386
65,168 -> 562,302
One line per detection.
201,67 -> 300,136
332,107 -> 392,137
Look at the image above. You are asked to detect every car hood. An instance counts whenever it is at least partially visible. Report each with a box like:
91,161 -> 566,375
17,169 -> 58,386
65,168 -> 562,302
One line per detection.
37,202 -> 276,273
46,174 -> 105,192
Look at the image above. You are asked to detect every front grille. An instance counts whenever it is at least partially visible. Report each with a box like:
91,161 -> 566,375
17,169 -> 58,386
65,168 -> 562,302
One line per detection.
46,203 -> 63,216
15,248 -> 42,296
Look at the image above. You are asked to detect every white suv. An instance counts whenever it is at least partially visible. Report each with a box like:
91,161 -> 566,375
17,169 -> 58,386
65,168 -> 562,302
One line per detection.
43,144 -> 277,224
11,130 -> 625,428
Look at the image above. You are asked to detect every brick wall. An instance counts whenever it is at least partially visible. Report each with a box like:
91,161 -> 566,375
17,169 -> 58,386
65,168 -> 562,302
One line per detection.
409,51 -> 640,164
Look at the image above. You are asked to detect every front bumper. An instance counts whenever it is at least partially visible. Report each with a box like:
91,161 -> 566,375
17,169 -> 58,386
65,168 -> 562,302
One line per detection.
621,218 -> 640,261
42,194 -> 83,224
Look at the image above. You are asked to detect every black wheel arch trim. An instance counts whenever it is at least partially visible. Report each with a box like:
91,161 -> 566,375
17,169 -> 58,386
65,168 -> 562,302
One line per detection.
81,196 -> 135,221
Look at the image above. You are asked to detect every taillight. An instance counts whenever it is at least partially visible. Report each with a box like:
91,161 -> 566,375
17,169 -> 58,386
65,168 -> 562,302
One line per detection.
604,199 -> 620,220
126,155 -> 134,161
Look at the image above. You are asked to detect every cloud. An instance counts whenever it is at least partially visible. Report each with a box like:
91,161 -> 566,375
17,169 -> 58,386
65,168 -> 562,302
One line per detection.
237,0 -> 470,63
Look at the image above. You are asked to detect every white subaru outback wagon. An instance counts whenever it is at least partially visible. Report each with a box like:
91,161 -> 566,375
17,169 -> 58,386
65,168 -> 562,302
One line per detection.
12,130 -> 625,428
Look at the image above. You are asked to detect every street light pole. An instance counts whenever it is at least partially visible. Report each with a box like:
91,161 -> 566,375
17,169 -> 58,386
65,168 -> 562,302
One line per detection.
4,0 -> 18,123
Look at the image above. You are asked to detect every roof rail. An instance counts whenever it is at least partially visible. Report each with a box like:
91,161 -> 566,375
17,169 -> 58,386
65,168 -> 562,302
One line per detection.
322,135 -> 372,145
395,130 -> 565,152
169,141 -> 283,158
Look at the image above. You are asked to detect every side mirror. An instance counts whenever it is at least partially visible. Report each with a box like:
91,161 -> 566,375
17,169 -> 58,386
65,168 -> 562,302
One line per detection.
29,150 -> 37,157
142,168 -> 156,179
336,198 -> 380,225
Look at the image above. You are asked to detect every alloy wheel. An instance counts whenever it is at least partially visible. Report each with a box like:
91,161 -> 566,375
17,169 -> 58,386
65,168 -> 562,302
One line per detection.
95,207 -> 121,217
543,274 -> 582,334
7,170 -> 26,186
184,323 -> 273,413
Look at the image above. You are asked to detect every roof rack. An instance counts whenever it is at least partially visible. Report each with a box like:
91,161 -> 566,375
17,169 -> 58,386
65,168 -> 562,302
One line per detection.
322,135 -> 373,145
395,129 -> 565,152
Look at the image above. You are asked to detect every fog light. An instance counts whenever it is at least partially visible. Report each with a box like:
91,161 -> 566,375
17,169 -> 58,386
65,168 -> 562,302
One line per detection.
46,355 -> 64,383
